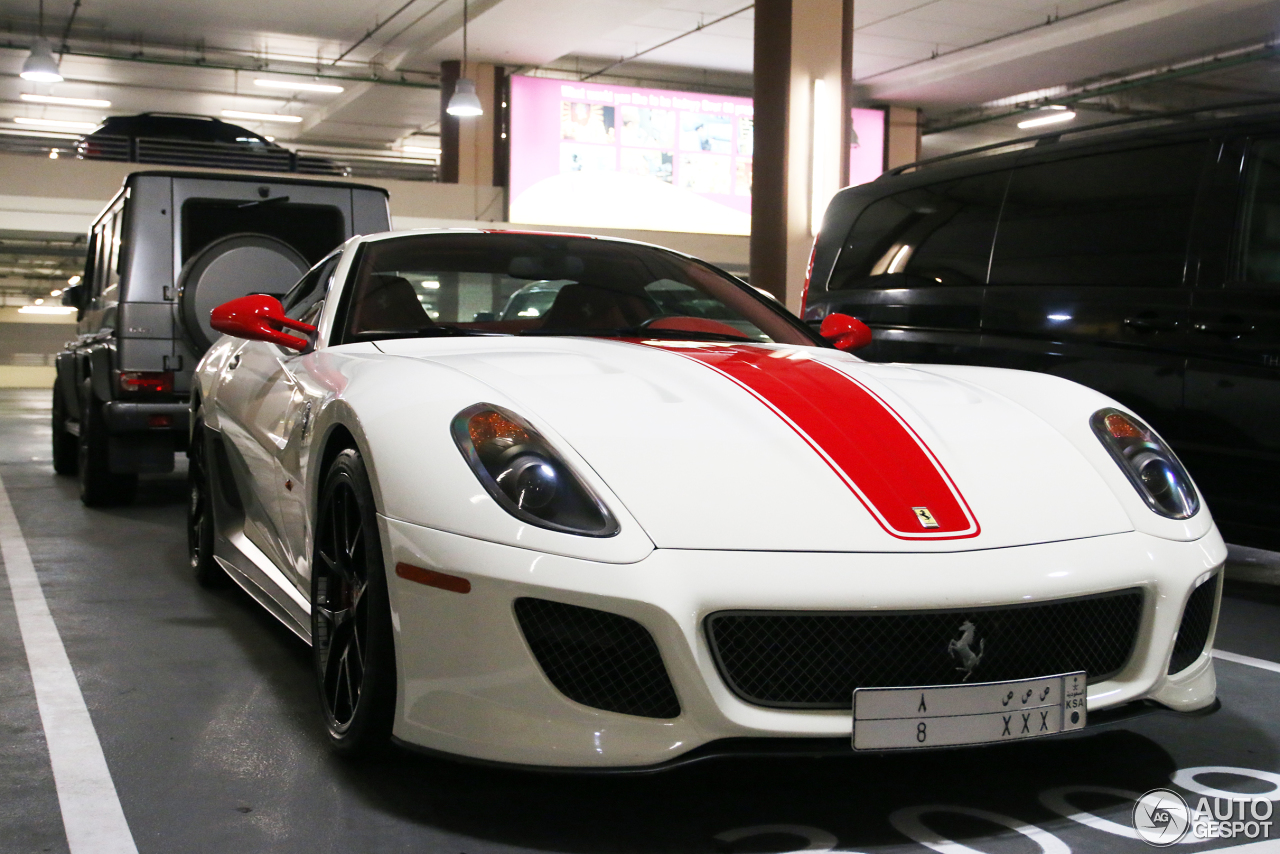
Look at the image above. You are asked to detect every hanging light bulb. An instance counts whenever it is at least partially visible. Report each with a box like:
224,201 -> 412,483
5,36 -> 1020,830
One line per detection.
447,79 -> 483,117
446,0 -> 483,118
21,2 -> 62,83
21,38 -> 62,82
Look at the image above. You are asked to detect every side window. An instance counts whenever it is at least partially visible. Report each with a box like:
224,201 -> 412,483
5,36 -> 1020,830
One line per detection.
989,142 -> 1206,287
829,171 -> 1008,290
101,207 -> 123,304
1237,138 -> 1280,285
89,217 -> 111,308
283,254 -> 341,322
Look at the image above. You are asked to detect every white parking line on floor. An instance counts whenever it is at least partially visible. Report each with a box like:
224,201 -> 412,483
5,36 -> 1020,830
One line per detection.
0,471 -> 138,854
1214,649 -> 1280,675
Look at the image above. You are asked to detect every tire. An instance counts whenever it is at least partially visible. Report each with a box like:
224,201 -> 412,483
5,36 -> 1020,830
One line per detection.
51,379 -> 77,475
78,392 -> 137,507
311,448 -> 396,756
187,417 -> 225,587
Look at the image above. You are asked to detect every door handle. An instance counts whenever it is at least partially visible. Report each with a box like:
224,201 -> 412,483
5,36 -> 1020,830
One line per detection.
227,353 -> 242,371
1124,317 -> 1180,332
1193,319 -> 1256,338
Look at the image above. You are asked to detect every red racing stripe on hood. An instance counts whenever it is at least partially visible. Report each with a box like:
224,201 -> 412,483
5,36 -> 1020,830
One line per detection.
646,343 -> 979,539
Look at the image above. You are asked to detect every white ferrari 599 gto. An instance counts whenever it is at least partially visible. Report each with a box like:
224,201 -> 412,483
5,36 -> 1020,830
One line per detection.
190,229 -> 1224,768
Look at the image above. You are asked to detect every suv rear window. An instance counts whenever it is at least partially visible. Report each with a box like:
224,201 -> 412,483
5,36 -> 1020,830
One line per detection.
181,199 -> 344,267
829,171 -> 1008,290
989,142 -> 1205,287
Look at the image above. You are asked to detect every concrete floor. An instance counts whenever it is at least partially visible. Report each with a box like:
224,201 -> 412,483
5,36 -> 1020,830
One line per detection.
2,387 -> 1280,854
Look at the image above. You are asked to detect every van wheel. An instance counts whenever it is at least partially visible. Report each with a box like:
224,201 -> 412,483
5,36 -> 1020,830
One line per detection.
78,395 -> 137,507
51,379 -> 77,476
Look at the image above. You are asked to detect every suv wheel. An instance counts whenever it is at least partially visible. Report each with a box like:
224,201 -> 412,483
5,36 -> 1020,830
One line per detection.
51,379 -> 77,475
78,394 -> 137,506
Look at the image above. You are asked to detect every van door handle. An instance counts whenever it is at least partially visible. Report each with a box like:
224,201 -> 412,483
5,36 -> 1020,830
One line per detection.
1124,316 -> 1180,332
1193,319 -> 1255,338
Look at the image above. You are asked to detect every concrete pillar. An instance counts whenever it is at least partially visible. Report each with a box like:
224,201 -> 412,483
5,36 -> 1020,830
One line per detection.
884,105 -> 921,171
751,0 -> 853,311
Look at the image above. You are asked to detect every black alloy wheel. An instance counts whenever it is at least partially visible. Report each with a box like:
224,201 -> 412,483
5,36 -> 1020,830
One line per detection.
187,418 -> 224,587
311,448 -> 396,756
51,379 -> 77,475
77,389 -> 137,507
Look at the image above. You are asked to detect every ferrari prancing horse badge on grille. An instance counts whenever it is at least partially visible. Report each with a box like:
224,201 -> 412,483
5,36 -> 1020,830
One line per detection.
913,506 -> 940,528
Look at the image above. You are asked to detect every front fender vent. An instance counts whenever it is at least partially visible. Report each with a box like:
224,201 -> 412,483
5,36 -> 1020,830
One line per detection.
514,598 -> 680,719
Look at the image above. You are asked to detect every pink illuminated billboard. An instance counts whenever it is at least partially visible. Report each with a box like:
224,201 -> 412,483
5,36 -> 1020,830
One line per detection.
509,76 -> 754,235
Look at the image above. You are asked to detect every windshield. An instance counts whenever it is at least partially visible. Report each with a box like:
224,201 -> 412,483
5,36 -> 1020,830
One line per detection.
337,232 -> 818,346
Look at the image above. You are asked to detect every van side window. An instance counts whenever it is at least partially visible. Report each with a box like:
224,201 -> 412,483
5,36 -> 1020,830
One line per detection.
829,171 -> 1008,290
1238,138 -> 1280,285
989,142 -> 1205,287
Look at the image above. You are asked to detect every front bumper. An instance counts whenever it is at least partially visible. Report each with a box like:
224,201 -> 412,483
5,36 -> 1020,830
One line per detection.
381,518 -> 1225,768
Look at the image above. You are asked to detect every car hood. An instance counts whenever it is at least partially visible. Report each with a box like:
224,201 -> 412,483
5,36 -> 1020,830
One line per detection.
375,337 -> 1134,552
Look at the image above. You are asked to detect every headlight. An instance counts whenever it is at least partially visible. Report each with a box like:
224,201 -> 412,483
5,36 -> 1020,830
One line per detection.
1090,408 -> 1199,519
451,403 -> 619,537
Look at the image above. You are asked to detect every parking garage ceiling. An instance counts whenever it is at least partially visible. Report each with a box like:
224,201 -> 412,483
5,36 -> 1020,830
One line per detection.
1,0 -> 1280,296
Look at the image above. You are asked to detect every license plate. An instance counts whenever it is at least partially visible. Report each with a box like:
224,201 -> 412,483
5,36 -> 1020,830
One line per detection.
852,672 -> 1087,750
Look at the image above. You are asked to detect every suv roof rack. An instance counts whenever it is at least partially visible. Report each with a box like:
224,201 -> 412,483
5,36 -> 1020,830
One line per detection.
885,96 -> 1280,178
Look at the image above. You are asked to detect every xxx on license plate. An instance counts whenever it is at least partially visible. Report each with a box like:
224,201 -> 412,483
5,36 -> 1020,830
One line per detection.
852,671 -> 1087,750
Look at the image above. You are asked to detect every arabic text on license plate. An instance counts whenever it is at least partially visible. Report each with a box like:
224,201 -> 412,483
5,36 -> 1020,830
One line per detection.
852,672 -> 1087,750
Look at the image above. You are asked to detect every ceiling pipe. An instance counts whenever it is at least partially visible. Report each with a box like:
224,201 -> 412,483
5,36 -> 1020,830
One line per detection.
0,42 -> 441,90
925,38 -> 1280,135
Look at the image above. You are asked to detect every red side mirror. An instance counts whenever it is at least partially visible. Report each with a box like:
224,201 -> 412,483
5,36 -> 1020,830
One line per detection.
210,294 -> 316,352
819,313 -> 873,352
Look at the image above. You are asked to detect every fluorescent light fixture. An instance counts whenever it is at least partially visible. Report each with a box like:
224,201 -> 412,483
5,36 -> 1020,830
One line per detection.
67,275 -> 81,286
446,79 -> 484,117
255,78 -> 344,94
20,93 -> 111,108
1017,109 -> 1077,130
810,77 -> 837,236
20,38 -> 62,83
50,288 -> 62,296
221,110 -> 303,123
402,145 -> 442,155
1047,313 -> 1072,322
13,116 -> 99,130
18,305 -> 76,314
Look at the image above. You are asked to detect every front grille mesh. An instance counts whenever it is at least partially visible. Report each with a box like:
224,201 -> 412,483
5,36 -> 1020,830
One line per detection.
707,589 -> 1144,709
514,597 -> 680,719
1168,575 -> 1219,675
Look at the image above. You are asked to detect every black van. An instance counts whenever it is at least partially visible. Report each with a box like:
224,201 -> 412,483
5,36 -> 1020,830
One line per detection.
804,111 -> 1280,549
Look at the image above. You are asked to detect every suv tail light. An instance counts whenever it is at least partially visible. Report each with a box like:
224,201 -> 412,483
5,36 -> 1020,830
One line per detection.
118,370 -> 174,394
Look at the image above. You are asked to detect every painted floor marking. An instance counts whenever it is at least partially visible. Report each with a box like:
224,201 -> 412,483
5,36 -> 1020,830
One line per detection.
0,471 -> 137,854
1214,649 -> 1280,675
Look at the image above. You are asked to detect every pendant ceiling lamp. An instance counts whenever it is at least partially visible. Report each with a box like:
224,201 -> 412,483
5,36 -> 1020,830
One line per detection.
446,0 -> 483,117
21,0 -> 63,83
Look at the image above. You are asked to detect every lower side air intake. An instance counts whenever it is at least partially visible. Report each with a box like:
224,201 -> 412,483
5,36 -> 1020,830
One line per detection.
514,597 -> 680,719
1169,574 -> 1219,675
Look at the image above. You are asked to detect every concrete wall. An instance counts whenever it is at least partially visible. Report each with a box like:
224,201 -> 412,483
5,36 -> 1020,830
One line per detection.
0,153 -> 749,270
